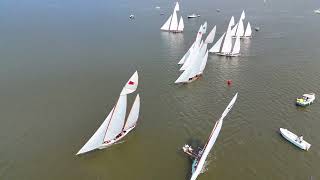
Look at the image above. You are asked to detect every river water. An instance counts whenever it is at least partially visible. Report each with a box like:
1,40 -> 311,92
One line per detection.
0,0 -> 320,179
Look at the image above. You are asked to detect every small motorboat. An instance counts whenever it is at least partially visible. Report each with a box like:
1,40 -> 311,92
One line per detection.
280,128 -> 311,151
129,14 -> 135,19
314,9 -> 320,14
188,14 -> 200,18
255,27 -> 260,31
296,93 -> 315,106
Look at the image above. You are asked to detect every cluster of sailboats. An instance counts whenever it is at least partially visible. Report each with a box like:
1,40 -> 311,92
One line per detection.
175,22 -> 213,84
209,10 -> 252,57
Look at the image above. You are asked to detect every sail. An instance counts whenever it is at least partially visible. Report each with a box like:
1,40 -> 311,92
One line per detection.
244,22 -> 252,37
160,15 -> 172,31
123,94 -> 140,131
202,21 -> 207,34
169,11 -> 179,31
231,35 -> 240,55
177,16 -> 184,31
196,25 -> 203,42
174,2 -> 180,12
228,16 -> 235,28
221,29 -> 232,54
240,10 -> 245,20
76,107 -> 115,155
103,95 -> 127,142
180,41 -> 200,71
189,44 -> 207,78
209,32 -> 225,53
204,26 -> 216,44
178,42 -> 194,65
199,50 -> 208,74
120,71 -> 139,95
235,19 -> 244,37
190,93 -> 238,180
230,23 -> 238,36
175,67 -> 192,83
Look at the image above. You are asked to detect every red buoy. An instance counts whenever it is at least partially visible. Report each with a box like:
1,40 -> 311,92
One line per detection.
227,80 -> 232,86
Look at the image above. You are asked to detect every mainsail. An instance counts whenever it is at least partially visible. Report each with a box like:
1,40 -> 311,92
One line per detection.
209,32 -> 225,53
103,95 -> 127,142
231,35 -> 240,55
170,11 -> 179,31
204,26 -> 216,44
221,28 -> 233,54
190,93 -> 238,180
235,19 -> 244,37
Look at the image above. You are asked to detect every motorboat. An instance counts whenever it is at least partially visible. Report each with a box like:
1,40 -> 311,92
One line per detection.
280,128 -> 311,151
296,93 -> 315,106
188,14 -> 200,18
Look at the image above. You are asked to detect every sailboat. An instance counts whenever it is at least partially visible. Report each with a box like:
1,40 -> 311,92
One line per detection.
175,42 -> 209,83
211,26 -> 241,57
160,2 -> 184,33
231,10 -> 252,38
182,93 -> 238,180
76,72 -> 140,155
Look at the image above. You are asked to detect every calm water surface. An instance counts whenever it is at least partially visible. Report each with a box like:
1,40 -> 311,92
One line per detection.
0,0 -> 320,179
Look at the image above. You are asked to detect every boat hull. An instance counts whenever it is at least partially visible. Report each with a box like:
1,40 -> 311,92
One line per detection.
280,128 -> 311,151
215,52 -> 240,57
99,126 -> 136,149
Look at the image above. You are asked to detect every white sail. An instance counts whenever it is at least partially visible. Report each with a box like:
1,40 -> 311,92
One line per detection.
169,11 -> 179,31
103,95 -> 127,142
221,29 -> 232,54
228,16 -> 235,28
180,41 -> 200,71
244,22 -> 252,37
240,10 -> 245,20
199,50 -> 208,74
123,94 -> 140,131
204,26 -> 216,44
178,42 -> 195,65
175,67 -> 193,83
230,23 -> 238,36
202,21 -> 208,34
209,32 -> 225,53
231,35 -> 240,55
76,107 -> 115,155
177,16 -> 184,32
196,25 -> 203,42
120,71 -> 139,95
190,93 -> 238,180
160,15 -> 172,31
189,44 -> 207,78
174,2 -> 180,12
235,19 -> 244,37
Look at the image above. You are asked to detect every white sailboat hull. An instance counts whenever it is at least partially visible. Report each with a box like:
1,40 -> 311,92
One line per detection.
214,52 -> 240,57
280,128 -> 311,151
99,126 -> 136,149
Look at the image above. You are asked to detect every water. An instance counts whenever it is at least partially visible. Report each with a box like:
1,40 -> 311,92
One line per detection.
0,0 -> 320,179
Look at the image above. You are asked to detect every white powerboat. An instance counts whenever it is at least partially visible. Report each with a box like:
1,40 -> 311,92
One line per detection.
314,9 -> 320,14
280,128 -> 311,151
188,14 -> 200,18
296,93 -> 315,106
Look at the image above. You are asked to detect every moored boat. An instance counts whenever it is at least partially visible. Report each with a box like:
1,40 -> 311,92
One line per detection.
280,128 -> 311,151
188,14 -> 200,18
296,93 -> 315,106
